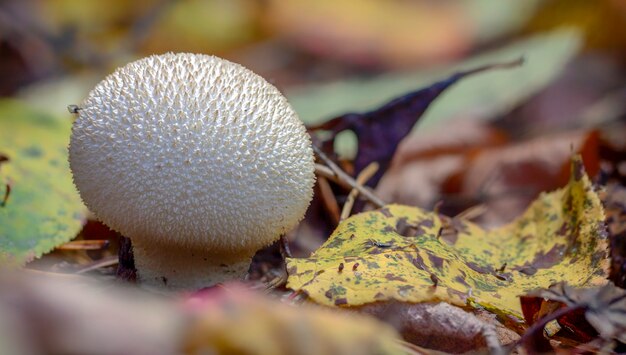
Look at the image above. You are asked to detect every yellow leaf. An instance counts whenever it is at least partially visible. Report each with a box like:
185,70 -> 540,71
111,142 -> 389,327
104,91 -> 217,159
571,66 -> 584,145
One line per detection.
184,285 -> 405,355
0,272 -> 407,355
286,156 -> 608,321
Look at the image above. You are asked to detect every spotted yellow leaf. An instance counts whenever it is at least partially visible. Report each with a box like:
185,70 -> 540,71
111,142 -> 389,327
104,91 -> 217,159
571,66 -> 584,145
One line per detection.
0,100 -> 87,264
286,157 -> 608,322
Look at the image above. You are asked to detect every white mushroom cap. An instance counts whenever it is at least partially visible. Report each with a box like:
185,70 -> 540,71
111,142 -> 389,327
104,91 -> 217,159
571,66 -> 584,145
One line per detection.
69,53 -> 315,258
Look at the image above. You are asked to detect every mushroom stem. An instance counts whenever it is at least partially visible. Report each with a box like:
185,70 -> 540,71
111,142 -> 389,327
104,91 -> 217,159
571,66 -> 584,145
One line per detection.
132,240 -> 251,290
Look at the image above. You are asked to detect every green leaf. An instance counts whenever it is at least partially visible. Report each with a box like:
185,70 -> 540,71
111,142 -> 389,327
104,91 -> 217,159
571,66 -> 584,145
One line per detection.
0,99 -> 87,265
286,157 -> 608,322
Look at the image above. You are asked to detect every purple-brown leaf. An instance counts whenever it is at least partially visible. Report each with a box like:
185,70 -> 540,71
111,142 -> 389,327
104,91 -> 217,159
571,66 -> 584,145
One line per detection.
309,58 -> 523,188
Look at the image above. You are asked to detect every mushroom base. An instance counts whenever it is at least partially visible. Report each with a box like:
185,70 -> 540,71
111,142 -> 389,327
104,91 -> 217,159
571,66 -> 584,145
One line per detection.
132,240 -> 251,290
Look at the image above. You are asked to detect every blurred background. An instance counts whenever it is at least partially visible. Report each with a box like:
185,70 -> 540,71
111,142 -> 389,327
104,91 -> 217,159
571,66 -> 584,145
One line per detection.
2,0 -> 624,112
2,3 -> 626,352
2,0 -> 626,260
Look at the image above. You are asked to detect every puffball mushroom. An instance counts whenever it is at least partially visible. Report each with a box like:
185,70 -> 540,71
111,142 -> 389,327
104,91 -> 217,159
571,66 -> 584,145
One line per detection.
69,53 -> 315,290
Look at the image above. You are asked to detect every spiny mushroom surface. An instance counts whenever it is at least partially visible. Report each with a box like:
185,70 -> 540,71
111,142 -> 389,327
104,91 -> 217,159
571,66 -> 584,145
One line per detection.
69,53 -> 315,289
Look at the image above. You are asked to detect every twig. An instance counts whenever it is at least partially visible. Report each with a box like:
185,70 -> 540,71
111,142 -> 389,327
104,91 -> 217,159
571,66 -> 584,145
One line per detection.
264,274 -> 287,292
57,240 -> 110,251
75,256 -> 119,274
340,162 -> 379,221
312,145 -> 385,208
279,235 -> 293,259
317,175 -> 341,225
313,164 -> 336,181
454,204 -> 488,221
